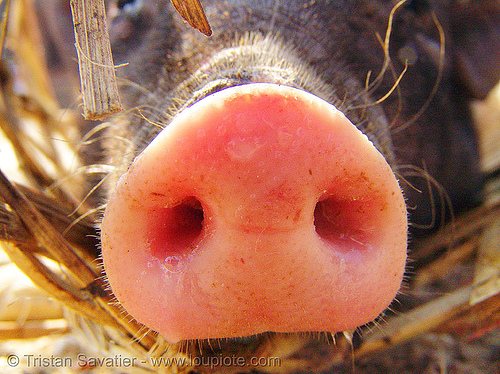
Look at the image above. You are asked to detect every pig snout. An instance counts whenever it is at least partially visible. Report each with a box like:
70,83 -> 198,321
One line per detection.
101,83 -> 408,343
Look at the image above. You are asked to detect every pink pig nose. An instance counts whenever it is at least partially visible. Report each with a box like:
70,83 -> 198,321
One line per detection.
101,83 -> 407,343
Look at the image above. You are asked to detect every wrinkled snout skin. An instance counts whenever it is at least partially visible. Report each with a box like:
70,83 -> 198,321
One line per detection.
97,0 -> 500,342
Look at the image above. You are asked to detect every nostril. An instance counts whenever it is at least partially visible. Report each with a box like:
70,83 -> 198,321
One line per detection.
149,197 -> 204,259
314,195 -> 373,248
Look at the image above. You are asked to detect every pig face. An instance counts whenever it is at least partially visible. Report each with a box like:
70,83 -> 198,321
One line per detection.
11,0 -> 500,371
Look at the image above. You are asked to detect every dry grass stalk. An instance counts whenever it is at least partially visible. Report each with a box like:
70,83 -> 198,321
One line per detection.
70,0 -> 122,120
171,0 -> 212,36
0,0 -> 11,54
0,319 -> 69,340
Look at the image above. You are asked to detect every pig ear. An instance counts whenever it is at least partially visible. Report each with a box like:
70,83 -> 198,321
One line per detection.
451,0 -> 500,100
